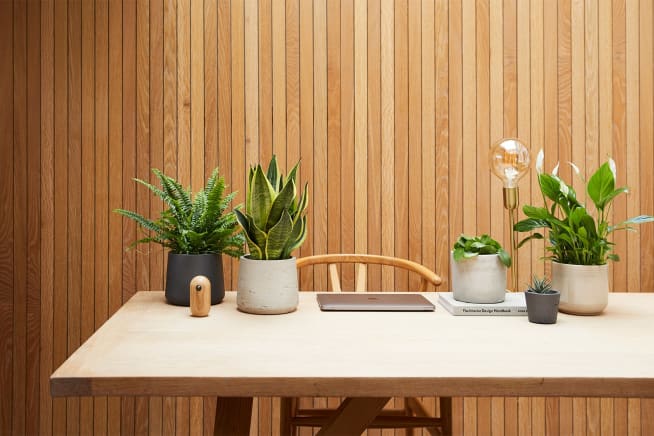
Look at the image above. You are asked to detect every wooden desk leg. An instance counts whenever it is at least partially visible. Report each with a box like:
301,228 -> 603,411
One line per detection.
440,397 -> 453,436
316,397 -> 390,436
214,397 -> 253,436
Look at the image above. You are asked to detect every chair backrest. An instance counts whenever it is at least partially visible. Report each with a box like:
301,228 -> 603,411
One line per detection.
296,254 -> 442,292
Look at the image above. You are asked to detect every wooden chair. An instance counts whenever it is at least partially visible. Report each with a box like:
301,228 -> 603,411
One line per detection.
280,254 -> 452,436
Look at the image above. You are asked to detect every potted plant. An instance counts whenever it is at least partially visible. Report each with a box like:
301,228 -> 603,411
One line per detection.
234,155 -> 309,314
515,152 -> 653,315
114,168 -> 244,306
524,275 -> 560,324
450,234 -> 511,303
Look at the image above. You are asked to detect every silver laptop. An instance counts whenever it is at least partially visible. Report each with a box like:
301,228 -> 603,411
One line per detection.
316,293 -> 435,312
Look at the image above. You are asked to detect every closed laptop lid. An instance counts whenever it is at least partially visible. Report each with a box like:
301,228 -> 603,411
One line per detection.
316,293 -> 435,312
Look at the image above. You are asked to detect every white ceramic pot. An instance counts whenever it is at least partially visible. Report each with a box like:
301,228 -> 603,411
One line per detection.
551,262 -> 608,315
237,256 -> 299,314
450,252 -> 507,303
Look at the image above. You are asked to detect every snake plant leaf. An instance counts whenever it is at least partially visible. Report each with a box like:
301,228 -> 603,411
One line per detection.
246,167 -> 255,212
266,155 -> 282,190
242,229 -> 264,259
286,160 -> 300,185
294,183 -> 309,223
266,178 -> 296,231
282,215 -> 307,258
246,214 -> 268,248
265,210 -> 293,259
251,166 -> 275,230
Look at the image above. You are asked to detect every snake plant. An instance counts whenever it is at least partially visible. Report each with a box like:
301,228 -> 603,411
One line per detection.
114,168 -> 244,256
235,156 -> 309,260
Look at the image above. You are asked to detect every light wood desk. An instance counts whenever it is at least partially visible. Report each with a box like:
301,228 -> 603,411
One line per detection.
51,291 -> 654,435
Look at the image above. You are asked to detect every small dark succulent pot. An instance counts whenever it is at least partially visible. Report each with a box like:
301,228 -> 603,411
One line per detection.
525,290 -> 561,324
165,253 -> 225,306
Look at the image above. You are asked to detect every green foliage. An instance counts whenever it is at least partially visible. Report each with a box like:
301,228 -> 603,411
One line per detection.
452,234 -> 511,268
234,155 -> 309,260
526,275 -> 556,294
515,159 -> 654,265
114,168 -> 245,256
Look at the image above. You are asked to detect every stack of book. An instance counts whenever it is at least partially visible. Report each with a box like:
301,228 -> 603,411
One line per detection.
438,292 -> 527,316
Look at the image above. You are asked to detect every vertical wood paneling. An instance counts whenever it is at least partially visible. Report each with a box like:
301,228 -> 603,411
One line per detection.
2,1 -> 654,435
1,0 -> 15,435
217,0 -> 233,290
244,0 -> 259,169
39,2 -> 54,433
326,0 -> 341,291
299,0 -> 314,293
380,0 -> 395,292
625,0 -> 640,294
354,0 -> 367,260
340,0 -> 355,290
12,0 -> 27,434
407,0 -> 420,292
394,0 -> 409,293
640,0 -> 654,293
26,1 -> 41,435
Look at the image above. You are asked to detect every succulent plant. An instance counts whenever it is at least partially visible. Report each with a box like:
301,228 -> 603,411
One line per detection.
526,275 -> 556,294
234,155 -> 309,260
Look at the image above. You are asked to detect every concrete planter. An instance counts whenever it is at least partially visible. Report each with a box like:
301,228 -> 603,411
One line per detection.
552,262 -> 609,315
525,290 -> 560,324
237,256 -> 299,314
165,253 -> 225,306
450,252 -> 507,303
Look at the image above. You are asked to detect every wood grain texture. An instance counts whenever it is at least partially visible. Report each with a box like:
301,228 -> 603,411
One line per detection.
1,1 -> 14,435
3,1 -> 654,435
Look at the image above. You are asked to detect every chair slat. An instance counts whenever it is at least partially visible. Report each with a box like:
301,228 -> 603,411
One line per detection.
355,264 -> 366,292
328,264 -> 341,292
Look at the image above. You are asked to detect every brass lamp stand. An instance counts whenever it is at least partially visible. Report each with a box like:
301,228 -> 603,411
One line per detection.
489,138 -> 530,291
504,186 -> 519,292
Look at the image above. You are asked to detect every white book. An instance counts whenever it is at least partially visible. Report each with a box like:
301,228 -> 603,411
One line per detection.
438,292 -> 527,316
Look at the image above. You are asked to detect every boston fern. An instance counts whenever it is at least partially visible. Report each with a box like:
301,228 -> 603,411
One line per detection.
235,155 -> 308,260
114,168 -> 244,256
515,153 -> 654,265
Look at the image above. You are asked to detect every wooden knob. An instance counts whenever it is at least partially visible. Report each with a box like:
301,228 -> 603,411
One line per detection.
190,275 -> 211,317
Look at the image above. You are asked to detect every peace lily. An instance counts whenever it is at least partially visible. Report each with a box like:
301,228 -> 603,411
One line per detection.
515,155 -> 654,265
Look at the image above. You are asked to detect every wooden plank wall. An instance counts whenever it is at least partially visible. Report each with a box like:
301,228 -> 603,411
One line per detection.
1,0 -> 653,434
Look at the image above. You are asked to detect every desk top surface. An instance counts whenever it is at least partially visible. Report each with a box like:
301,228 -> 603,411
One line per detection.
51,291 -> 654,398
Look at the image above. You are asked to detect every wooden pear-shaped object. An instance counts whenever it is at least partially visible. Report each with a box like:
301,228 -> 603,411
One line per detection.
190,275 -> 211,317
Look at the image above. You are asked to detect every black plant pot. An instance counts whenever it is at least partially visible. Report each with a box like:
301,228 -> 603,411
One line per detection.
165,253 -> 225,306
525,290 -> 561,324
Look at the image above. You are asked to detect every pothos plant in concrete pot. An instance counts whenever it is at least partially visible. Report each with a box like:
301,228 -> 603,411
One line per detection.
524,275 -> 560,324
450,234 -> 511,303
515,152 -> 654,315
234,155 -> 309,314
114,168 -> 244,306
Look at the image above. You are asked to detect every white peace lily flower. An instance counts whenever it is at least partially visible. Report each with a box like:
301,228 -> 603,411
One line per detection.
552,162 -> 560,176
568,162 -> 581,176
608,158 -> 617,181
559,180 -> 569,197
535,149 -> 544,175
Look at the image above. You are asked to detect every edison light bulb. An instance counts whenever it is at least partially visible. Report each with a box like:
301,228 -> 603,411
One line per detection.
489,139 -> 530,188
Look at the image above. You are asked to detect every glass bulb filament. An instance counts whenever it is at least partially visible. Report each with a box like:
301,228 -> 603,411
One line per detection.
489,138 -> 530,188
